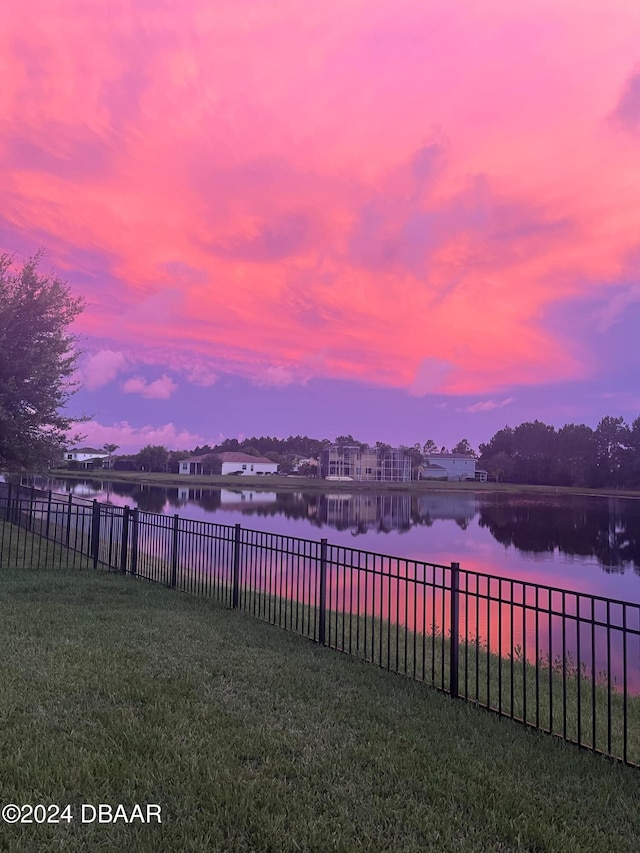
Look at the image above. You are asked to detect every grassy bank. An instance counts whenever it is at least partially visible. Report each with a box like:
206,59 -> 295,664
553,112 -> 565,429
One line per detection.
1,567 -> 639,852
43,468 -> 640,498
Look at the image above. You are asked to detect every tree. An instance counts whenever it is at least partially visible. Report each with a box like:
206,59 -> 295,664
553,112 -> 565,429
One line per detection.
594,416 -> 630,487
103,443 -> 119,469
201,453 -> 221,475
135,445 -> 169,472
451,438 -> 475,456
0,253 -> 85,471
422,439 -> 438,455
555,424 -> 596,486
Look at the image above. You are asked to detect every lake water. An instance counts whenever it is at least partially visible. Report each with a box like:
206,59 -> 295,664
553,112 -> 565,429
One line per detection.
33,477 -> 640,604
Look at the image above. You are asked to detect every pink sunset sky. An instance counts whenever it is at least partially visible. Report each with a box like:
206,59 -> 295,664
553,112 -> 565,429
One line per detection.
2,0 -> 640,452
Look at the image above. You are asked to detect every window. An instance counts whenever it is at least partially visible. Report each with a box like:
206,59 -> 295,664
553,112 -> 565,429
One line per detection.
67,454 -> 73,460
242,464 -> 247,470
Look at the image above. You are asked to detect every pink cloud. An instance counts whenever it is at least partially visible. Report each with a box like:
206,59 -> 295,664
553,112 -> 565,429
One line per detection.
70,420 -> 220,453
122,375 -> 177,400
81,349 -> 127,390
2,0 -> 640,399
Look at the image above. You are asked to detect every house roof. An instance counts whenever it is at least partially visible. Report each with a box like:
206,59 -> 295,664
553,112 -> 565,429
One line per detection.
425,453 -> 476,460
70,447 -> 106,455
218,452 -> 277,465
181,452 -> 277,465
423,462 -> 447,470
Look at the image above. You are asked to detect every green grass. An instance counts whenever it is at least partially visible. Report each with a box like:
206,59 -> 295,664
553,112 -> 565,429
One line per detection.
6,514 -> 637,766
1,567 -> 640,852
0,516 -> 93,571
232,589 -> 640,765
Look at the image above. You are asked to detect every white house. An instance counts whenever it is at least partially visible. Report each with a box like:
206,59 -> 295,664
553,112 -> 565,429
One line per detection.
219,452 -> 278,476
423,454 -> 477,481
178,452 -> 279,476
63,447 -> 108,468
179,455 -> 208,475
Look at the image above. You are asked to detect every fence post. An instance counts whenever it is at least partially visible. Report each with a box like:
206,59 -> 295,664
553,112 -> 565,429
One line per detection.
120,506 -> 130,575
91,500 -> 101,568
45,491 -> 52,539
5,482 -> 12,523
449,562 -> 460,698
130,508 -> 139,576
232,523 -> 241,608
170,514 -> 179,588
65,494 -> 72,548
28,487 -> 34,531
318,538 -> 328,646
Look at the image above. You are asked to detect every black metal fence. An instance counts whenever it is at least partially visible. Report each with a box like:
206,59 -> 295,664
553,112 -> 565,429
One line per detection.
2,483 -> 639,766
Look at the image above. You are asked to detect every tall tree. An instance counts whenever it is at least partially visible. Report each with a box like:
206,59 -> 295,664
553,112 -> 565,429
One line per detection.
451,438 -> 475,456
0,253 -> 85,471
136,445 -> 169,472
103,443 -> 119,469
594,416 -> 630,487
555,424 -> 596,486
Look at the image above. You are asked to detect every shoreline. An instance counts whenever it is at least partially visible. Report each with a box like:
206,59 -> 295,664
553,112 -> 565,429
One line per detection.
41,469 -> 640,500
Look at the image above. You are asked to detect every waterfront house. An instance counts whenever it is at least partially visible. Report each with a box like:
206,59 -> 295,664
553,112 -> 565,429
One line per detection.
218,452 -> 279,476
178,452 -> 279,476
319,445 -> 411,482
423,453 -> 477,481
63,447 -> 108,469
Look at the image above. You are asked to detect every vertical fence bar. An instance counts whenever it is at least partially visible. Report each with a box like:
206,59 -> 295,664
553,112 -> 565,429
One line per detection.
5,483 -> 12,522
319,538 -> 327,646
45,491 -> 52,539
450,562 -> 460,698
91,500 -> 101,568
130,508 -> 139,576
66,494 -> 72,548
232,523 -> 241,608
120,506 -> 130,575
170,514 -> 179,588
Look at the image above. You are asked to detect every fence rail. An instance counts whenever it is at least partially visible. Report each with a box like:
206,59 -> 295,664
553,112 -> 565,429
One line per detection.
1,482 -> 639,766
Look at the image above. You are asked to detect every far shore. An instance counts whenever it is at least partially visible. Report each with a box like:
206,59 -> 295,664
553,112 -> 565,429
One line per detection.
43,469 -> 640,500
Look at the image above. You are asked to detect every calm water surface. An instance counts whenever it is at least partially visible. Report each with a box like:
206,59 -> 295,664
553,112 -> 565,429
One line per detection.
38,477 -> 640,604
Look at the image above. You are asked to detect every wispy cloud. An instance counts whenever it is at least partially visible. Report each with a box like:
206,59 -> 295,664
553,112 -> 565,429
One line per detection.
457,398 -> 514,414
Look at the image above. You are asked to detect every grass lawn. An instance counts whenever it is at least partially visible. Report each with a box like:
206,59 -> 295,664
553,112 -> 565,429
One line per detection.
1,569 -> 640,852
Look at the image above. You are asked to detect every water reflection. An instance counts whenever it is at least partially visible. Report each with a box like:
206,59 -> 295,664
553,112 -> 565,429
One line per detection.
477,494 -> 640,574
24,477 -> 640,576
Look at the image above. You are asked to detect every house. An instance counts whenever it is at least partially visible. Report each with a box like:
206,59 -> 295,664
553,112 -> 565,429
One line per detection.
178,452 -> 279,476
423,453 -> 477,481
319,445 -> 411,482
218,452 -> 279,476
63,447 -> 108,469
179,455 -> 208,475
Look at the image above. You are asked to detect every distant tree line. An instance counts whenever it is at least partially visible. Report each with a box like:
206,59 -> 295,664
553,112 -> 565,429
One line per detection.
478,416 -> 640,488
59,419 -> 640,489
78,434 -> 477,477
